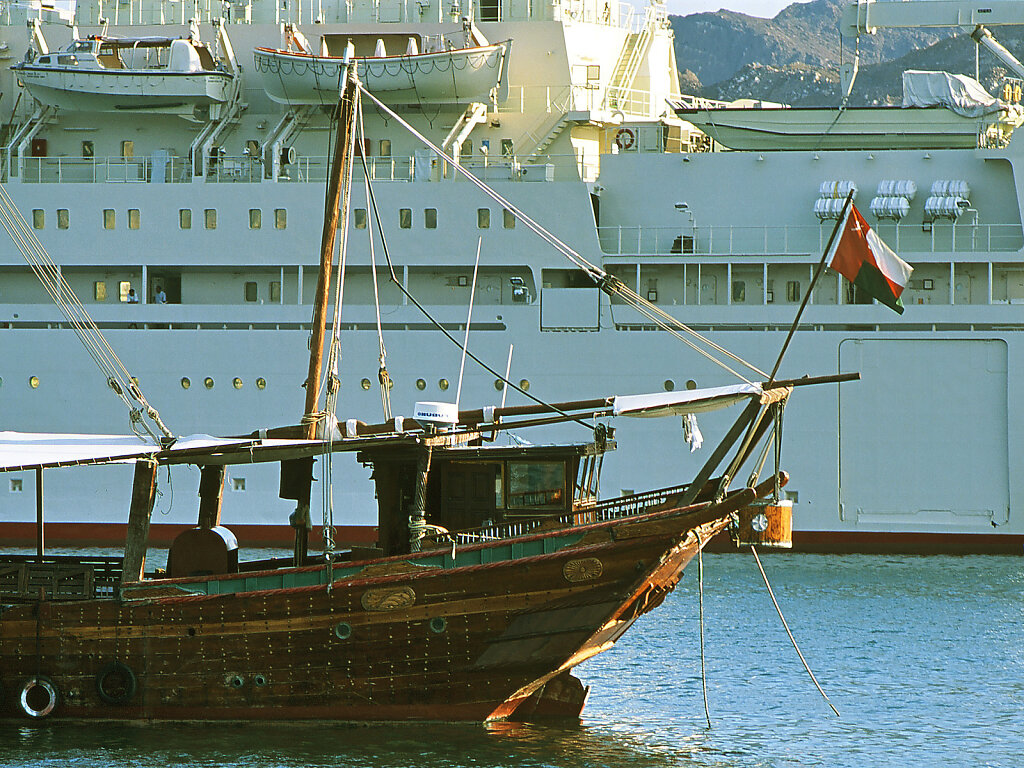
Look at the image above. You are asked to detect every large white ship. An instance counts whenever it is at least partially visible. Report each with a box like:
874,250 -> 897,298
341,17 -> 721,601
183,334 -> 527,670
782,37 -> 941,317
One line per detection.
1,0 -> 1021,554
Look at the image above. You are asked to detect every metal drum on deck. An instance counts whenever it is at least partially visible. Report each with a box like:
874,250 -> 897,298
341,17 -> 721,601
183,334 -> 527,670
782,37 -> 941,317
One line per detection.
736,499 -> 793,549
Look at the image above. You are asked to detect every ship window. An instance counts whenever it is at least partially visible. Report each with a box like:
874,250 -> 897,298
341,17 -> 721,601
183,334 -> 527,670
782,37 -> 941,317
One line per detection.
354,209 -> 367,229
274,209 -> 287,229
128,209 -> 140,229
503,209 -> 515,229
205,209 -> 217,229
399,208 -> 412,228
479,0 -> 500,22
787,281 -> 801,302
507,462 -> 564,510
732,281 -> 745,302
57,209 -> 69,229
179,209 -> 192,229
103,209 -> 115,229
232,477 -> 246,491
519,378 -> 530,391
379,139 -> 391,157
81,141 -> 94,158
119,282 -> 131,301
94,281 -> 107,301
120,140 -> 134,160
270,281 -> 281,302
38,56 -> 50,64
464,139 -> 473,156
244,282 -> 258,302
424,208 -> 437,229
32,209 -> 44,229
10,478 -> 22,493
249,208 -> 262,229
57,55 -> 76,66
501,139 -> 513,159
477,208 -> 490,228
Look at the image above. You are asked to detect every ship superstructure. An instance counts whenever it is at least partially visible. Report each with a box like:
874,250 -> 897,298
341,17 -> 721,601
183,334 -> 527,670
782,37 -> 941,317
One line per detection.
1,0 -> 1022,553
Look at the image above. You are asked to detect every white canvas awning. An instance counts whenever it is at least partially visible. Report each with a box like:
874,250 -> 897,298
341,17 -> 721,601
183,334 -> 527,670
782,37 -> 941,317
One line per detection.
0,432 -> 331,472
611,382 -> 786,418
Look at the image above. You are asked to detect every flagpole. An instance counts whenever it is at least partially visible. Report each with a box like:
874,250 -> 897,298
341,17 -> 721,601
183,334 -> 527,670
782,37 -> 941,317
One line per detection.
766,191 -> 854,385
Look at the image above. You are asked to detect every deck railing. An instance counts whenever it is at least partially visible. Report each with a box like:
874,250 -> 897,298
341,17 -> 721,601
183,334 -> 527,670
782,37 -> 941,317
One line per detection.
0,555 -> 122,601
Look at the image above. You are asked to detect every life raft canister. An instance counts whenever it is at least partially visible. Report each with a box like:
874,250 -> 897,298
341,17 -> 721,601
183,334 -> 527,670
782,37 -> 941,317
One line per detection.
19,676 -> 59,718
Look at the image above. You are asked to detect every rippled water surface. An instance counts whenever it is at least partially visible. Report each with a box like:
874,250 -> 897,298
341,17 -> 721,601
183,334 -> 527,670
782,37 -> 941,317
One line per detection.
1,554 -> 1020,767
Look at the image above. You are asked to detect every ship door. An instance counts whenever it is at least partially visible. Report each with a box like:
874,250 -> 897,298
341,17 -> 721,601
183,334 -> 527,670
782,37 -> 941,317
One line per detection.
150,273 -> 181,304
439,462 -> 498,531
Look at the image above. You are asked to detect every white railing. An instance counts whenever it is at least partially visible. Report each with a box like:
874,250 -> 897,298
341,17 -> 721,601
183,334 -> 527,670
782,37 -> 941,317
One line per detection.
597,222 -> 1024,256
14,155 -> 193,184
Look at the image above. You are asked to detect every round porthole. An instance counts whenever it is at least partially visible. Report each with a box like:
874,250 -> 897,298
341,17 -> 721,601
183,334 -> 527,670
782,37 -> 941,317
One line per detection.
256,377 -> 266,390
228,675 -> 245,689
360,378 -> 371,390
204,377 -> 214,389
664,379 -> 675,392
438,378 -> 449,391
253,674 -> 268,688
29,376 -> 40,389
334,622 -> 352,640
686,379 -> 698,391
519,379 -> 530,392
416,378 -> 426,391
233,377 -> 243,389
181,377 -> 191,390
494,379 -> 503,391
429,616 -> 447,634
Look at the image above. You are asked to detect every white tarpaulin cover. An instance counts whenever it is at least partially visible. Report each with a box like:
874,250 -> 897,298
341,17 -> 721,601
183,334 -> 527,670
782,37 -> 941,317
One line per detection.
0,432 -> 328,472
902,70 -> 1003,117
611,383 -> 764,418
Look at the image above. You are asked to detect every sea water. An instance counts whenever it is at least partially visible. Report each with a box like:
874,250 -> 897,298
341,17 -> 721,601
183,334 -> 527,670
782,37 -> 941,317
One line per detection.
0,554 -> 1020,767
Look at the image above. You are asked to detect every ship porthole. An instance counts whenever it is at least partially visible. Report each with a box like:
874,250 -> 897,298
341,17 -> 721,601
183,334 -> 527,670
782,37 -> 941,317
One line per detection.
429,616 -> 447,634
253,674 -> 268,688
494,379 -> 503,391
416,378 -> 426,391
519,379 -> 530,392
228,675 -> 245,689
360,378 -> 371,390
334,622 -> 352,640
664,379 -> 675,392
233,377 -> 243,389
29,376 -> 40,389
19,676 -> 58,718
256,377 -> 266,390
686,379 -> 697,391
96,661 -> 137,706
204,377 -> 215,389
181,377 -> 191,390
438,378 -> 449,391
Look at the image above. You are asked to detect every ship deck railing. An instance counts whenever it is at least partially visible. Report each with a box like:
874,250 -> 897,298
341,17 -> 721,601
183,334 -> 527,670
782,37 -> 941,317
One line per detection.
453,482 -> 691,544
0,554 -> 122,602
598,222 -> 1024,257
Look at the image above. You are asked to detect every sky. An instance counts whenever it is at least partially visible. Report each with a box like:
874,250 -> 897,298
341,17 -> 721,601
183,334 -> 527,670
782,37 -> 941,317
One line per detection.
662,0 -> 804,19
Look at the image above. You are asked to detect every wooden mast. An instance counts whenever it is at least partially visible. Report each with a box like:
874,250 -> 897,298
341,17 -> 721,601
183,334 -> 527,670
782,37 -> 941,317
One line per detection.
290,64 -> 359,564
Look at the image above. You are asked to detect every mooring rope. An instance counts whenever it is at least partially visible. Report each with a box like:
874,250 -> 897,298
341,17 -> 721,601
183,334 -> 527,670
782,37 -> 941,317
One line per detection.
697,535 -> 712,729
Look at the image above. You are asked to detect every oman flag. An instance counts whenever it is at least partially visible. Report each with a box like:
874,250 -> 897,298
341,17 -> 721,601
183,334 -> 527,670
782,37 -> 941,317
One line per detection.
827,204 -> 913,314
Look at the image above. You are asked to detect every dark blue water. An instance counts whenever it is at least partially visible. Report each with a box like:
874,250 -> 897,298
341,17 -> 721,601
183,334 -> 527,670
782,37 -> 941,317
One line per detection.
1,554 -> 1020,767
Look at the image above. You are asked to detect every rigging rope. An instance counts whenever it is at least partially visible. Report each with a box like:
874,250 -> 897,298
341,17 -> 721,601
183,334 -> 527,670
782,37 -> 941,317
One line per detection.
697,534 -> 712,730
0,184 -> 172,441
357,85 -> 768,384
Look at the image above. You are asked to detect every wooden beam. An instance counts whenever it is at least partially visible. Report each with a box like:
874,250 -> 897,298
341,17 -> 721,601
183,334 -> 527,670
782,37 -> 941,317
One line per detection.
35,467 -> 44,562
198,465 -> 225,529
122,459 -> 158,586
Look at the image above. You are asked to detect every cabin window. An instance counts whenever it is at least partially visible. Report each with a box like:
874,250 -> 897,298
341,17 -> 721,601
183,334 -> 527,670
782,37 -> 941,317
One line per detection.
103,209 -> 115,229
32,209 -> 44,229
399,208 -> 412,229
507,462 -> 565,510
205,209 -> 217,229
354,209 -> 367,229
464,139 -> 473,156
121,141 -> 134,160
245,282 -> 258,302
787,280 -> 801,302
424,208 -> 438,229
232,477 -> 246,491
249,209 -> 262,229
379,139 -> 392,157
274,209 -> 287,229
94,282 -> 107,301
270,281 -> 281,302
119,281 -> 132,302
10,478 -> 22,493
38,56 -> 50,64
503,209 -> 515,229
81,141 -> 94,158
479,0 -> 500,22
128,209 -> 140,230
57,55 -> 76,66
732,280 -> 745,303
477,209 -> 490,228
501,139 -> 514,159
57,209 -> 69,229
179,209 -> 192,229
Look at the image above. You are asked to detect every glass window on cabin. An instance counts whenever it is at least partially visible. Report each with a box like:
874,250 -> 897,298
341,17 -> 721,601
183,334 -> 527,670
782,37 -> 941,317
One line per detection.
732,280 -> 745,303
274,209 -> 287,229
503,209 -> 515,229
425,208 -> 437,229
399,208 -> 412,229
103,209 -> 115,230
119,282 -> 132,302
32,210 -> 44,229
57,209 -> 69,229
94,281 -> 107,301
269,281 -> 281,303
477,209 -> 490,229
787,280 -> 801,302
249,209 -> 262,229
507,461 -> 566,510
354,208 -> 367,229
121,141 -> 134,160
244,282 -> 258,302
205,209 -> 217,229
479,0 -> 500,22
81,141 -> 94,158
128,209 -> 140,230
379,139 -> 391,157
179,209 -> 192,229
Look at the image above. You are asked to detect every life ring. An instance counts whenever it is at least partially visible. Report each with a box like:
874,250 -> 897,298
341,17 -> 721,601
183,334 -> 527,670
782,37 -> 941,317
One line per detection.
96,661 -> 137,705
614,128 -> 635,150
19,676 -> 59,718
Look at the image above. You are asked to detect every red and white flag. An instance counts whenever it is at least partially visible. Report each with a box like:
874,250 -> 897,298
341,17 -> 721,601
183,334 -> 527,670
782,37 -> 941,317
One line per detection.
827,204 -> 913,314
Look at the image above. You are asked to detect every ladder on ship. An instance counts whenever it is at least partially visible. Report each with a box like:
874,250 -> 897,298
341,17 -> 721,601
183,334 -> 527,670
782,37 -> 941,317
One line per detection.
604,0 -> 666,112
